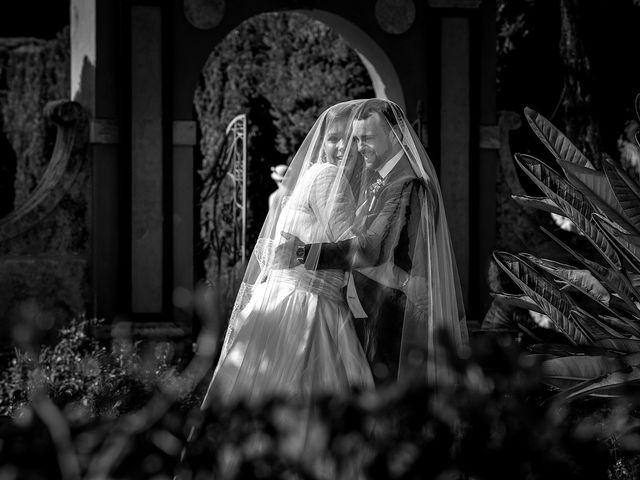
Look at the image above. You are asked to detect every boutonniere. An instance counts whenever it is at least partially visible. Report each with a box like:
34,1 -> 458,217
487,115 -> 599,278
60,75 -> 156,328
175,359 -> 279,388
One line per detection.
367,177 -> 386,211
370,177 -> 385,197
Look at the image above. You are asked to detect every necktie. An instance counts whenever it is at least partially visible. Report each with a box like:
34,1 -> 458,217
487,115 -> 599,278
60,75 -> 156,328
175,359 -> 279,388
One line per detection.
366,169 -> 382,190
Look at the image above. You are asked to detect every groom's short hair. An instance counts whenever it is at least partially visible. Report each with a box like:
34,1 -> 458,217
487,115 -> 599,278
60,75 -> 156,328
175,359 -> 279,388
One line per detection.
357,99 -> 400,130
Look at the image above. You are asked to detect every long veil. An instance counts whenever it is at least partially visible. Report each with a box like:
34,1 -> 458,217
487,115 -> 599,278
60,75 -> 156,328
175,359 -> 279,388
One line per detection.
202,101 -> 365,406
326,99 -> 468,386
216,100 -> 362,358
202,99 -> 468,407
381,100 -> 469,386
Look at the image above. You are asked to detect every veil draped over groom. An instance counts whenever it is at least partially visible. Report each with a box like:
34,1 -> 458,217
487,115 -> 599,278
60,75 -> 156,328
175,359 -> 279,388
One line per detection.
203,99 -> 467,407
286,99 -> 469,386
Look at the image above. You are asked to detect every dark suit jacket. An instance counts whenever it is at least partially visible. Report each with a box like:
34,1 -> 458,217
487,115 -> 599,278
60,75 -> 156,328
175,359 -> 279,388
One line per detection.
304,155 -> 438,382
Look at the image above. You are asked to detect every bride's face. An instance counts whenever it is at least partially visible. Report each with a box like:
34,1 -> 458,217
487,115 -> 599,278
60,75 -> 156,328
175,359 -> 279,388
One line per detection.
323,119 -> 352,165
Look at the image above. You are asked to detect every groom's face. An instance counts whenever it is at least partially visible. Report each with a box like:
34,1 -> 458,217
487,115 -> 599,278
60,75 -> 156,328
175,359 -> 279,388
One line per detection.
353,112 -> 395,171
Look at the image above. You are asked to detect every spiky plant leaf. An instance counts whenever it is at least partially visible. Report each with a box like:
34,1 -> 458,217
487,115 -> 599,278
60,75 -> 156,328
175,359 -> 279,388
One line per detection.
515,154 -> 622,270
578,253 -> 640,307
489,292 -> 544,313
583,259 -> 640,310
593,213 -> 640,274
602,158 -> 640,231
493,251 -> 590,345
523,107 -> 594,169
528,353 -> 557,363
593,337 -> 640,353
558,160 -> 637,233
570,309 -> 620,342
550,365 -> 640,402
609,296 -> 640,319
540,227 -> 640,315
511,194 -> 565,215
559,160 -> 619,209
598,314 -> 640,339
529,343 -> 623,357
588,316 -> 625,338
544,351 -> 640,401
521,254 -> 610,305
542,355 -> 627,391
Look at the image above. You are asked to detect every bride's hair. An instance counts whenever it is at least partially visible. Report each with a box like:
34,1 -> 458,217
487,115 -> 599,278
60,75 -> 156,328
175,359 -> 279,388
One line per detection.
324,103 -> 353,125
315,103 -> 355,165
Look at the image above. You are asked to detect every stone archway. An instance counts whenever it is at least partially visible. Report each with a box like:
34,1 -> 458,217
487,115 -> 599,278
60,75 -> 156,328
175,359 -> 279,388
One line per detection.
301,10 -> 405,110
192,11 -> 378,295
167,5 -> 420,336
74,0 -> 497,334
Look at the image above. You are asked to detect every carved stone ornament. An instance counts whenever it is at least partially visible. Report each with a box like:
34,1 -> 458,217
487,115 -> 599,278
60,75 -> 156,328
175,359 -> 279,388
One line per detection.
375,0 -> 416,35
183,0 -> 225,30
0,100 -> 86,243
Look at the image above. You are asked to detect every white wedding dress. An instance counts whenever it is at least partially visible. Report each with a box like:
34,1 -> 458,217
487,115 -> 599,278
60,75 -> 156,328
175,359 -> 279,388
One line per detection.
206,162 -> 374,405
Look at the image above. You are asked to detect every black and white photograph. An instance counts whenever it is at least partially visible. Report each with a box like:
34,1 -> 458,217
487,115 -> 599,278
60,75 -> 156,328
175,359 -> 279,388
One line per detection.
1,1 -> 640,478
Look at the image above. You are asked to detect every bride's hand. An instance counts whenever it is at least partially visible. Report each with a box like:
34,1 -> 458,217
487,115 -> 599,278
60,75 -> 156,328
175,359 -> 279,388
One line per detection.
273,232 -> 303,269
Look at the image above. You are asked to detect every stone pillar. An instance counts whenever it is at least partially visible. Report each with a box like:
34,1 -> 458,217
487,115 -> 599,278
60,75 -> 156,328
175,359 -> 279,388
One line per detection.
130,5 -> 164,314
71,0 -> 120,319
172,121 -> 196,335
476,0 -> 498,318
429,0 -> 482,312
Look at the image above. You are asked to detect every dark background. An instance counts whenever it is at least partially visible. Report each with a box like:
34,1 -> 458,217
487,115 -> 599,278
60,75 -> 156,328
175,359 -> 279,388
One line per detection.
0,0 -> 69,38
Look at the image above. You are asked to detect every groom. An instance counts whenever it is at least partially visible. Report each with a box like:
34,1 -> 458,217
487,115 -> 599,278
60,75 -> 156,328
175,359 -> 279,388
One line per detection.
278,99 -> 436,384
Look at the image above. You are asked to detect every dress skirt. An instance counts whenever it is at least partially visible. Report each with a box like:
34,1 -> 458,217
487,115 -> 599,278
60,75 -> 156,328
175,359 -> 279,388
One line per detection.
208,266 -> 374,405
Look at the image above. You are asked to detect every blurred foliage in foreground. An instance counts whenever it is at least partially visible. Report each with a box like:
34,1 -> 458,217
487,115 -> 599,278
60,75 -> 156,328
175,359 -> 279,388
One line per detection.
0,317 -> 187,418
1,318 -> 640,479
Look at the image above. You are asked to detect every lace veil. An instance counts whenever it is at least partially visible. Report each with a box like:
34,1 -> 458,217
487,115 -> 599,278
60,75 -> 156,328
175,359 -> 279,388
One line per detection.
210,98 -> 468,392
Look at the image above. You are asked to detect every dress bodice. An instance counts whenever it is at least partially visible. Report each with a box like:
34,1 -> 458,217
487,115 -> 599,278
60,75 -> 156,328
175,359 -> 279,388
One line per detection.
276,162 -> 344,244
272,161 -> 356,294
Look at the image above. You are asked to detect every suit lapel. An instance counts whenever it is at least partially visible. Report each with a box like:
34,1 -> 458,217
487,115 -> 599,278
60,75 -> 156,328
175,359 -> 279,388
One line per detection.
367,155 -> 414,215
385,155 -> 415,185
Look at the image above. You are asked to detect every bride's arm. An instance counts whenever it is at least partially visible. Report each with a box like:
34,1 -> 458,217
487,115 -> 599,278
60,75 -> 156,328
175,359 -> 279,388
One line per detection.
306,179 -> 421,270
308,165 -> 356,242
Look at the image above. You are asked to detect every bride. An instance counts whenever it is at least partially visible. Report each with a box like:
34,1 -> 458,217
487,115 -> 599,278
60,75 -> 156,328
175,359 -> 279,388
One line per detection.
201,102 -> 374,407
201,99 -> 467,408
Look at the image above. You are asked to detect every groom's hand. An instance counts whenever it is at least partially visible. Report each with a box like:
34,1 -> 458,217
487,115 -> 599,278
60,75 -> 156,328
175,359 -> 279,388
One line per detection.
273,232 -> 304,269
